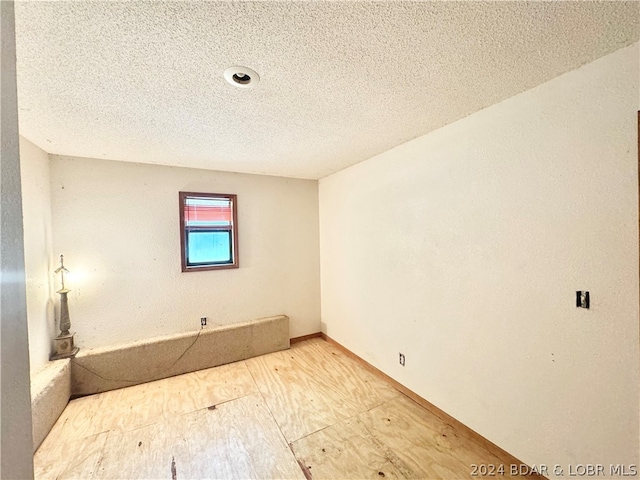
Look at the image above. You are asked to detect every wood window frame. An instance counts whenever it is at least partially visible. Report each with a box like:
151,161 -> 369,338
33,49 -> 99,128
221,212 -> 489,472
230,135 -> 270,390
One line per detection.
179,191 -> 239,272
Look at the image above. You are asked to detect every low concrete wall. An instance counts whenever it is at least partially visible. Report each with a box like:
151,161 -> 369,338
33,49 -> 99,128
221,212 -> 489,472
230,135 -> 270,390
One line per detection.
31,359 -> 71,451
71,315 -> 289,396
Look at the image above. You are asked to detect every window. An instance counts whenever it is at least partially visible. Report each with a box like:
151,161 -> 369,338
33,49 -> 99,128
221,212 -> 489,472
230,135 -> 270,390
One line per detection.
179,192 -> 238,271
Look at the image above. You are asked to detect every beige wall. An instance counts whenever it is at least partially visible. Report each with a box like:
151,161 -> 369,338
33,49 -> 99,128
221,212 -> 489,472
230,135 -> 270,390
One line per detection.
20,136 -> 55,374
319,43 -> 639,471
0,0 -> 35,476
49,156 -> 321,349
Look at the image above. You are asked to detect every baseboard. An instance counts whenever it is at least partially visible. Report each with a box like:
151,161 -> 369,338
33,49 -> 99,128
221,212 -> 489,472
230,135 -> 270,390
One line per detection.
290,332 -> 323,344
71,315 -> 289,396
31,359 -> 72,452
320,333 -> 543,477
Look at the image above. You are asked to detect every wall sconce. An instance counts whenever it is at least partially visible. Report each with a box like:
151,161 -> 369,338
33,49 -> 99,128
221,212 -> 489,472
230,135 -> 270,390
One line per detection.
51,254 -> 79,360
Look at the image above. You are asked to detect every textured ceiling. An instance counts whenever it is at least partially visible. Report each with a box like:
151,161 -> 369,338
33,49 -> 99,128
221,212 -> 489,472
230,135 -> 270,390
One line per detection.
15,1 -> 639,180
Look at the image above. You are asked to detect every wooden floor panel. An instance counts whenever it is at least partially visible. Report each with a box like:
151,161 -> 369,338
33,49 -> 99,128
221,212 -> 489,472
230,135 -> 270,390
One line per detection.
245,348 -> 357,442
35,338 -> 523,479
45,388 -> 123,441
106,360 -> 258,433
290,416 -> 408,479
34,431 -> 108,480
189,360 -> 258,407
359,396 -> 510,479
290,394 -> 516,480
288,339 -> 400,413
108,380 -> 172,433
180,394 -> 304,480
95,422 -> 185,479
244,340 -> 400,443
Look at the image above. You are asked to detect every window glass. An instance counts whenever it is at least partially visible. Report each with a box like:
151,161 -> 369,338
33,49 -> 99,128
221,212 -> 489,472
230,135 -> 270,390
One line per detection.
180,192 -> 238,271
188,231 -> 231,264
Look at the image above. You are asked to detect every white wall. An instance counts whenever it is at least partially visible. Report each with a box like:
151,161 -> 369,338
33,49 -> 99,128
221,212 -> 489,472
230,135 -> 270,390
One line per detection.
0,0 -> 35,476
319,43 -> 639,471
20,136 -> 55,374
50,157 -> 320,349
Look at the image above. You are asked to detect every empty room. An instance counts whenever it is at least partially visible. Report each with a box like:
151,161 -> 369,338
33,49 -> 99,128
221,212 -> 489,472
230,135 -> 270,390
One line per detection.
1,1 -> 639,479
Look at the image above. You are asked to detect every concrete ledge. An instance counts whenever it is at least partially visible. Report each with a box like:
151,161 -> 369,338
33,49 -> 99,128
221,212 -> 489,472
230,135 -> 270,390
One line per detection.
71,315 -> 289,396
31,359 -> 71,451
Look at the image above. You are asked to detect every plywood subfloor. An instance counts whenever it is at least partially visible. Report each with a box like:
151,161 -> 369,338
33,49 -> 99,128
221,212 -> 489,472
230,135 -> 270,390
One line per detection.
35,338 -> 521,479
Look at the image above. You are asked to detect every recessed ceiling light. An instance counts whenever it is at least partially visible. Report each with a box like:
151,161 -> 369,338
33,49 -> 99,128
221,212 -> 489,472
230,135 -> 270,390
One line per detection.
224,66 -> 260,89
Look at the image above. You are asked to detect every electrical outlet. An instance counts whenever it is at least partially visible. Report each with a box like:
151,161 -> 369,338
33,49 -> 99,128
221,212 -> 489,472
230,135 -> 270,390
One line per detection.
200,317 -> 207,327
576,291 -> 590,309
399,353 -> 405,366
